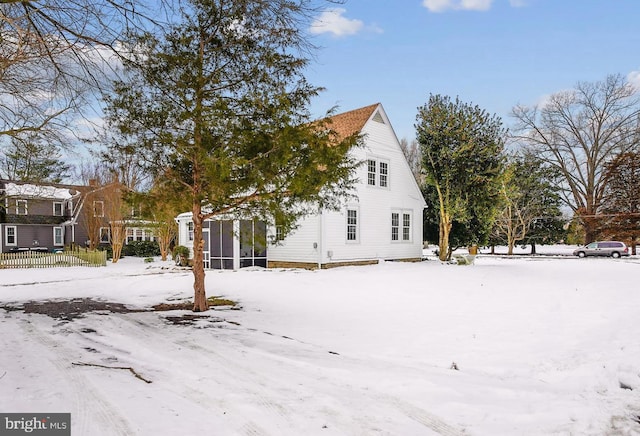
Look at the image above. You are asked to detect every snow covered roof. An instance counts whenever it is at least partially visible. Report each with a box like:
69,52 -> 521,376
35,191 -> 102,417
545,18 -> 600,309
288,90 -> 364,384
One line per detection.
3,182 -> 76,200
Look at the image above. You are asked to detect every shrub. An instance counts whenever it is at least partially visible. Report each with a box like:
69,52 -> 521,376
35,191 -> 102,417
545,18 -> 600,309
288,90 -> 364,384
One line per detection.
123,240 -> 161,257
173,245 -> 190,266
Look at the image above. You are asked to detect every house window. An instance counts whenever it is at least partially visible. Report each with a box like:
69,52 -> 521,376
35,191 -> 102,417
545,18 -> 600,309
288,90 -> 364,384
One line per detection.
275,225 -> 285,242
100,227 -> 110,243
346,208 -> 359,242
391,213 -> 399,241
379,162 -> 388,187
403,213 -> 411,241
126,228 -> 134,244
93,201 -> 104,217
367,160 -> 377,186
5,226 -> 17,246
366,158 -> 389,189
53,202 -> 63,216
187,222 -> 194,241
53,227 -> 63,246
16,199 -> 27,215
392,210 -> 412,242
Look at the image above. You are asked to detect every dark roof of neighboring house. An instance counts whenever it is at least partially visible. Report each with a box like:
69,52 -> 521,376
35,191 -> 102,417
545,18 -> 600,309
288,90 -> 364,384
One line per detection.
325,103 -> 380,142
4,215 -> 67,225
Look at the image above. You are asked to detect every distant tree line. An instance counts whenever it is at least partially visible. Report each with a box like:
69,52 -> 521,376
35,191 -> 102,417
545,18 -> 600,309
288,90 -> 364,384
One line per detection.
406,74 -> 640,260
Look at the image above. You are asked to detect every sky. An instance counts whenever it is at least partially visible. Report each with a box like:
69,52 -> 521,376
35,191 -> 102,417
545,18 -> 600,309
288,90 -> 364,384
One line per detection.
303,0 -> 640,141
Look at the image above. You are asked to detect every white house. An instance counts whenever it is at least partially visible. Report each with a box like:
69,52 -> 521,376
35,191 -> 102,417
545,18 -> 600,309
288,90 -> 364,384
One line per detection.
175,103 -> 426,269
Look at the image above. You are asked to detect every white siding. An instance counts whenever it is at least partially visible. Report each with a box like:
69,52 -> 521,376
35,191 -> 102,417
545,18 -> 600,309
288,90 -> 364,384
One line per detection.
269,104 -> 426,266
268,214 -> 321,264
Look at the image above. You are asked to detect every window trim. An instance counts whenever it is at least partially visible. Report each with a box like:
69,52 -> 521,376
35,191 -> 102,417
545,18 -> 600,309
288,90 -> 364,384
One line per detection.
53,202 -> 64,216
346,207 -> 360,243
379,161 -> 389,188
99,226 -> 111,243
366,157 -> 390,189
5,225 -> 17,246
53,227 -> 64,246
391,212 -> 399,241
16,199 -> 28,215
93,200 -> 104,217
391,209 -> 413,243
187,222 -> 194,241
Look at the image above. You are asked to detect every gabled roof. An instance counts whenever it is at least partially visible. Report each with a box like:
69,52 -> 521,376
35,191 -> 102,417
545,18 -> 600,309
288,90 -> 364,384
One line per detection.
326,103 -> 380,141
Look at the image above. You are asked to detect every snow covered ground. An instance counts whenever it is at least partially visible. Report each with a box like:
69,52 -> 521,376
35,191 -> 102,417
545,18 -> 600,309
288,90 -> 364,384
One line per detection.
1,249 -> 640,435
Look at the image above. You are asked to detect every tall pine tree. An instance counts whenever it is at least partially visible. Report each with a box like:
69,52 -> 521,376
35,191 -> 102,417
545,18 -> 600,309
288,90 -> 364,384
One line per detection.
104,0 -> 360,311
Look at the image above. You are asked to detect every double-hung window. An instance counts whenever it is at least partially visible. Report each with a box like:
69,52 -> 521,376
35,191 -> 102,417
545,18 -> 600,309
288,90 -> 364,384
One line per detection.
187,222 -> 194,241
93,201 -> 104,217
346,208 -> 359,243
53,202 -> 63,216
391,213 -> 400,241
366,158 -> 390,188
5,226 -> 17,246
367,160 -> 377,186
391,210 -> 412,242
16,199 -> 27,215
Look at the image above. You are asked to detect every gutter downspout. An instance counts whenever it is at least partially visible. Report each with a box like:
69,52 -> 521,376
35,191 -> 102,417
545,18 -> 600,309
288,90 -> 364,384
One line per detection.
317,208 -> 324,270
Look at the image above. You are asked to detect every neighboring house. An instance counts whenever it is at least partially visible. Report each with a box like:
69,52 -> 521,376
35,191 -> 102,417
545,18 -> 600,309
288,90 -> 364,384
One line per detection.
0,180 -> 83,253
0,179 -> 157,253
175,103 -> 427,269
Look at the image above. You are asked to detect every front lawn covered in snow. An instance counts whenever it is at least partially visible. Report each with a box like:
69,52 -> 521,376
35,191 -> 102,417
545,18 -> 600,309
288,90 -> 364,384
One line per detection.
1,253 -> 639,435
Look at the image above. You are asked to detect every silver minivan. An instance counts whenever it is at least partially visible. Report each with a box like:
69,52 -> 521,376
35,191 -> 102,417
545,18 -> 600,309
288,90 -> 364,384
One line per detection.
573,241 -> 630,258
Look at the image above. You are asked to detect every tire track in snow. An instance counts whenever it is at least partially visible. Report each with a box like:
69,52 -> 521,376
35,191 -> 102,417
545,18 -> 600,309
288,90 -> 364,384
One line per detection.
19,319 -> 135,436
107,314 -> 278,436
114,313 -> 467,435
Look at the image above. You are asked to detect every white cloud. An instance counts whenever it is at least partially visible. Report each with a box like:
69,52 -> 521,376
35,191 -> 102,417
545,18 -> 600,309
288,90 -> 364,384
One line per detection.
422,0 -> 493,12
627,69 -> 640,90
310,8 -> 364,37
509,0 -> 528,7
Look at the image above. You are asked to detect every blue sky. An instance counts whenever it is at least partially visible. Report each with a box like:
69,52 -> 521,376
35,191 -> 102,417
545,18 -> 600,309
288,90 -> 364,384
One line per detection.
304,0 -> 640,141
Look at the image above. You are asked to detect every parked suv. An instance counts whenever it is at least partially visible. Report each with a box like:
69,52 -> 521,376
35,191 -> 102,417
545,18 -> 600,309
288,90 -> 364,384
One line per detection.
573,241 -> 629,258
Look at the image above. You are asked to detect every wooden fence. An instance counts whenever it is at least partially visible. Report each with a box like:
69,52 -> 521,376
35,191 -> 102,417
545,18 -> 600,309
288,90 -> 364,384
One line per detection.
0,250 -> 107,269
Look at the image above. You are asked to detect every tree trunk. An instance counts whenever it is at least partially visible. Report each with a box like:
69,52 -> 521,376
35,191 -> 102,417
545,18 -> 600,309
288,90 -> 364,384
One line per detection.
439,215 -> 452,262
191,201 -> 208,312
507,238 -> 515,255
530,242 -> 537,255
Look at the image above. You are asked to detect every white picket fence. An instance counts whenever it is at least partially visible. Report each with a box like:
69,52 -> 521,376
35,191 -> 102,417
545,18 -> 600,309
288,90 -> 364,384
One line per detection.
0,250 -> 107,268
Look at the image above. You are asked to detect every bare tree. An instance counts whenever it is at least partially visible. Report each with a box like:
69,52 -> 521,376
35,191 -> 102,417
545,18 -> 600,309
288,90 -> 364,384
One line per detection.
399,138 -> 422,184
103,182 -> 127,263
0,1 -> 163,151
511,74 -> 640,243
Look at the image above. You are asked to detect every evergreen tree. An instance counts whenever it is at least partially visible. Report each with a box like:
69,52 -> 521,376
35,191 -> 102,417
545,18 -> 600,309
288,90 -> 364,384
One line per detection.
0,135 -> 71,182
416,95 -> 506,261
104,0 -> 360,311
